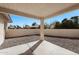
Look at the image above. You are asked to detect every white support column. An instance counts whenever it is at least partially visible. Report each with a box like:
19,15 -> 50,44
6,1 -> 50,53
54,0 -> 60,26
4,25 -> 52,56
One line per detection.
0,17 -> 5,46
40,19 -> 44,40
4,23 -> 7,38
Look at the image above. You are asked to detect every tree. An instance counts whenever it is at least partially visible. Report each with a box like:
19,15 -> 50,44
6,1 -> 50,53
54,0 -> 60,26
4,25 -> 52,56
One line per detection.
54,22 -> 61,29
50,16 -> 79,29
61,18 -> 73,29
32,22 -> 37,26
16,25 -> 21,29
54,19 -> 75,29
31,22 -> 39,29
62,18 -> 67,23
61,20 -> 74,29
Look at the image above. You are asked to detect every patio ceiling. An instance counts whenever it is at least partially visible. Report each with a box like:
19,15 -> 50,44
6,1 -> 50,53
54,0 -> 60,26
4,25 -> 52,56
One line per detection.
0,3 -> 79,19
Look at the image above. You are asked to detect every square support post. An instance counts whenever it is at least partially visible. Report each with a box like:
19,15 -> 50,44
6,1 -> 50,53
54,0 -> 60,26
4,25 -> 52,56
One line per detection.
0,15 -> 5,46
40,19 -> 44,40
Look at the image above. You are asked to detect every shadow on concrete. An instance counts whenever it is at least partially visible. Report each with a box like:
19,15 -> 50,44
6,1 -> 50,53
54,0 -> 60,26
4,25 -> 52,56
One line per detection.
20,40 -> 43,55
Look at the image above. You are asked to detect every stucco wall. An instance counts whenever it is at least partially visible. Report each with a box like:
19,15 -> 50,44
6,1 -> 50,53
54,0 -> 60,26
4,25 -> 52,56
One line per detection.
6,29 -> 40,38
45,29 -> 79,38
6,29 -> 79,38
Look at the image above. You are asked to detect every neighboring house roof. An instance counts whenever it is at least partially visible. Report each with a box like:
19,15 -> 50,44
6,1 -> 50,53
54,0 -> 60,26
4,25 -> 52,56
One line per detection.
0,3 -> 79,19
70,16 -> 79,24
71,16 -> 79,19
31,26 -> 39,27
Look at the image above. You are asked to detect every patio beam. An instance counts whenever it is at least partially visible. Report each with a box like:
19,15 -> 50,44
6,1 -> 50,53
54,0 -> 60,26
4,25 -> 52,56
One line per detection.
40,19 -> 44,40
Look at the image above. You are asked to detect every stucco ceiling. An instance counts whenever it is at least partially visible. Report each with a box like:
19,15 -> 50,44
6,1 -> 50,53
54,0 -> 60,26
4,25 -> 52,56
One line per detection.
0,3 -> 79,19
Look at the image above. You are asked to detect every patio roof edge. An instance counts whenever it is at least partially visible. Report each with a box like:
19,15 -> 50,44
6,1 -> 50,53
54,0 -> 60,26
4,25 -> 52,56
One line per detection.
0,4 -> 79,20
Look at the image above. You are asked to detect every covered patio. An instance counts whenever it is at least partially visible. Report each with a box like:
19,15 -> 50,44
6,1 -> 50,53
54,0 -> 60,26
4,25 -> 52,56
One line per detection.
0,3 -> 79,55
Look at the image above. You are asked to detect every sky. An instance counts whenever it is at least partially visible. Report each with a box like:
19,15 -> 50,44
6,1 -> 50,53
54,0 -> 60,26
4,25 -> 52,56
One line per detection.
9,9 -> 79,27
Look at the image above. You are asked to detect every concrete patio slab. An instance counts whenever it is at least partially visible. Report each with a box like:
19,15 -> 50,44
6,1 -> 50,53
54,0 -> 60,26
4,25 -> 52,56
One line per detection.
0,39 -> 78,55
33,40 -> 78,55
0,40 -> 38,55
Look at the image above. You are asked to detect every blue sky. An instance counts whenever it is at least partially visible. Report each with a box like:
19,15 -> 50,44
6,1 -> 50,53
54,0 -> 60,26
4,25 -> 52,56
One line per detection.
10,9 -> 79,26
10,15 -> 40,27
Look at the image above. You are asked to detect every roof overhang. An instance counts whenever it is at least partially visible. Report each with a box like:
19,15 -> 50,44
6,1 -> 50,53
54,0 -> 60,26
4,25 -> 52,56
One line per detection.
0,3 -> 79,20
0,13 -> 12,23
